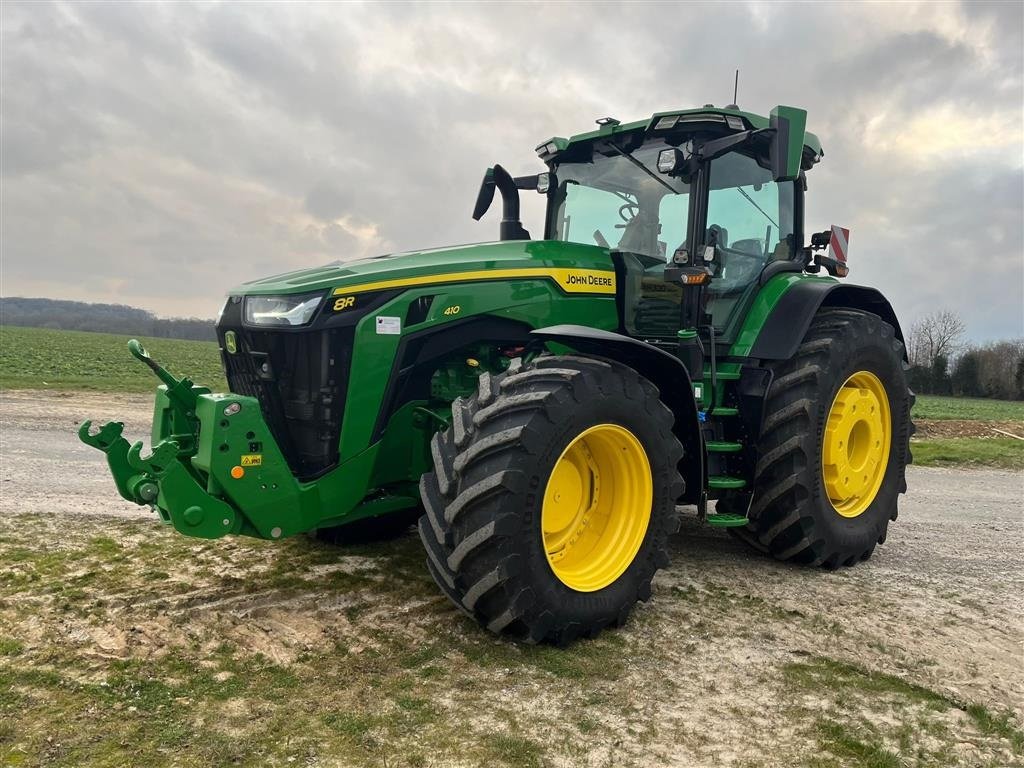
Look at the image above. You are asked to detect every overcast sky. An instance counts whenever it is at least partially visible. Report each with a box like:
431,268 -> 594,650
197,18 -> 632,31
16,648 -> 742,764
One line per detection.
2,1 -> 1022,341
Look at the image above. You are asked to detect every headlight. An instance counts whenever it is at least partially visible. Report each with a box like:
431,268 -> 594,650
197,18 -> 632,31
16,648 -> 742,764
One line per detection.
244,292 -> 323,326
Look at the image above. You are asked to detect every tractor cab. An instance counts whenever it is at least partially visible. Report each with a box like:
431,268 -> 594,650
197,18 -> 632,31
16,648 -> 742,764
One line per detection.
545,106 -> 819,345
477,105 -> 821,345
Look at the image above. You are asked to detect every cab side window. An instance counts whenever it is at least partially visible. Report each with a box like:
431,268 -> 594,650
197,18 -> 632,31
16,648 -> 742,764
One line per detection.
707,153 -> 793,263
704,152 -> 795,330
658,193 -> 688,260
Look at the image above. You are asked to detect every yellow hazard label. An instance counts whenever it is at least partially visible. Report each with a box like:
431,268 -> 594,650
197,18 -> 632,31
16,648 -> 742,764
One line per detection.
240,454 -> 262,467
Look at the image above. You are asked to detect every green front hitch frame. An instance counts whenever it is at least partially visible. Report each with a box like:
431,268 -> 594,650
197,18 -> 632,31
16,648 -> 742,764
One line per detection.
79,340 -> 229,530
126,434 -> 239,539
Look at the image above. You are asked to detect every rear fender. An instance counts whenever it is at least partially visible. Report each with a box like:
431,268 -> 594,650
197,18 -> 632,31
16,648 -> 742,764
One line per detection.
532,325 -> 704,504
748,282 -> 905,361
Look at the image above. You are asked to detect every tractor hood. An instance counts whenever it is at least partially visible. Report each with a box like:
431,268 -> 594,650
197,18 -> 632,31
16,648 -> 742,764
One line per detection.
232,240 -> 615,298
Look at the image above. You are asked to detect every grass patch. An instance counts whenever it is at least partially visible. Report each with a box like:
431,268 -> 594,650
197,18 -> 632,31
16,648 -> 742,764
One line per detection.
911,437 -> 1024,469
785,656 -> 1024,760
86,536 -> 123,556
322,711 -> 378,744
483,731 -> 545,768
458,631 -> 629,682
0,325 -> 225,392
810,720 -> 901,768
912,395 -> 1024,421
966,703 -> 1024,753
784,657 -> 948,708
0,637 -> 24,656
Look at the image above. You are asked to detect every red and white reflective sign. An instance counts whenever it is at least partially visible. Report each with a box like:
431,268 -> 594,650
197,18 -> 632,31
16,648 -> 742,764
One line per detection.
828,225 -> 850,264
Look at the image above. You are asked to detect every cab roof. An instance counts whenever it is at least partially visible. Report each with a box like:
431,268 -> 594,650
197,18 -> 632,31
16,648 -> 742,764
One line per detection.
536,105 -> 823,169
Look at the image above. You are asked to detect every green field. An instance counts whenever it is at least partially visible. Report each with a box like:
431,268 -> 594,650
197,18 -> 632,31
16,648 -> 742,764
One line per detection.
0,325 -> 226,392
912,438 -> 1024,469
912,395 -> 1024,421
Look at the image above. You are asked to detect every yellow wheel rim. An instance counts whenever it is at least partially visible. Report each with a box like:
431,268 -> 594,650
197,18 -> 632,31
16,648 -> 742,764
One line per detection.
541,424 -> 653,592
822,371 -> 891,518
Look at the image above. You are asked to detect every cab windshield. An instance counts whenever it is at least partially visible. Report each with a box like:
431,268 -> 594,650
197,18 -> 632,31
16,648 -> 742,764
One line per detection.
550,141 -> 689,262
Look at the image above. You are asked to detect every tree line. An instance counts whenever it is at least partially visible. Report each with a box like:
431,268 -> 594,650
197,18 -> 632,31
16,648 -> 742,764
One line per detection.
906,310 -> 1024,400
0,297 -> 216,342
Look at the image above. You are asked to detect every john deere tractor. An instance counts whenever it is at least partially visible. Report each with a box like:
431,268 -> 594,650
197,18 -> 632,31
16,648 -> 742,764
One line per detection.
81,103 -> 913,644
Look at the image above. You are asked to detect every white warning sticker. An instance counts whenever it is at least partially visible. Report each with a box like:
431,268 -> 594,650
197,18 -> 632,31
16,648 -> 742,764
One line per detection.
375,316 -> 401,335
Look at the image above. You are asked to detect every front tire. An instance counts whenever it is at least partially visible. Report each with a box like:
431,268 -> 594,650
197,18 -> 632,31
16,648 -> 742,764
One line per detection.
737,308 -> 913,567
418,355 -> 684,644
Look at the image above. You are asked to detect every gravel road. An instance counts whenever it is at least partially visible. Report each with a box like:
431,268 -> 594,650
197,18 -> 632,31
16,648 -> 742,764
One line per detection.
2,388 -> 1022,767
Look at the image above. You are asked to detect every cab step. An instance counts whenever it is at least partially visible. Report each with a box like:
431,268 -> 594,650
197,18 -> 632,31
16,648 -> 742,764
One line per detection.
705,513 -> 748,528
706,440 -> 742,453
708,475 -> 747,490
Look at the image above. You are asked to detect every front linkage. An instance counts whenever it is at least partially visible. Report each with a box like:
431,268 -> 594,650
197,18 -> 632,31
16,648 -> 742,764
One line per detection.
79,340 -> 238,538
80,340 -> 405,541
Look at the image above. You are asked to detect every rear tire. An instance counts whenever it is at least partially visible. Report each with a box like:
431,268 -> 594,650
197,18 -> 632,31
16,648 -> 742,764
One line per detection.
737,308 -> 913,567
418,355 -> 684,644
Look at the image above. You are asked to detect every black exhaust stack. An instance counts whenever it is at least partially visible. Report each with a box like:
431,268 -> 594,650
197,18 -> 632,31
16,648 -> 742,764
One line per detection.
472,164 -> 530,241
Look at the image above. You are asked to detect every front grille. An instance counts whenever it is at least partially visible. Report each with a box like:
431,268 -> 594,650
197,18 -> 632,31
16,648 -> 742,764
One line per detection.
221,325 -> 354,479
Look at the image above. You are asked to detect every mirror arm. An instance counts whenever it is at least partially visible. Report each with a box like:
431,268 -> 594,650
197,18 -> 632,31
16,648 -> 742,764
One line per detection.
697,129 -> 769,163
493,165 -> 530,241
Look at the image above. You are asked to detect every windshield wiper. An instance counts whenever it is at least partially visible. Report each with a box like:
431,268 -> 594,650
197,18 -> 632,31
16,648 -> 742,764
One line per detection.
607,144 -> 680,194
735,186 -> 778,229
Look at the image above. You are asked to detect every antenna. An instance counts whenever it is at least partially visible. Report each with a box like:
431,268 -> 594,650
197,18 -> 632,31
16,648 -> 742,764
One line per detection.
727,69 -> 740,109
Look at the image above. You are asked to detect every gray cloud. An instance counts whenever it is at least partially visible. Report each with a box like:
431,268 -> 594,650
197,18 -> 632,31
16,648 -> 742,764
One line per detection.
1,0 -> 1021,340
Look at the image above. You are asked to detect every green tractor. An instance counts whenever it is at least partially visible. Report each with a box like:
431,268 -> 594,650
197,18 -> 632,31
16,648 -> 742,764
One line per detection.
81,103 -> 913,644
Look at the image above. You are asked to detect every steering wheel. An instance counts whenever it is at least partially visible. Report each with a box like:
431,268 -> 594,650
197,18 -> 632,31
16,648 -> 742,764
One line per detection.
711,243 -> 765,287
729,238 -> 766,259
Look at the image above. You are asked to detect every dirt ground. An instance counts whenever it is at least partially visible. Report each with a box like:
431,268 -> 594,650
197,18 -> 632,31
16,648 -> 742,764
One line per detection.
914,419 -> 1024,439
1,389 -> 1022,768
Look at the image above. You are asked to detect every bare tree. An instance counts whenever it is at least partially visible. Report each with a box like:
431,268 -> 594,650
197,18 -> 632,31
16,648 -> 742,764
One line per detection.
907,310 -> 965,367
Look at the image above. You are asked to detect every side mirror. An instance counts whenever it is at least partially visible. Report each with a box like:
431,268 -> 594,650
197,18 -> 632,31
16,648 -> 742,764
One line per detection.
472,168 -> 497,221
768,105 -> 807,181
